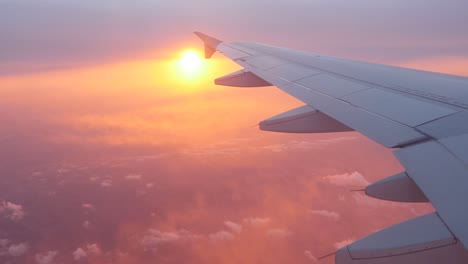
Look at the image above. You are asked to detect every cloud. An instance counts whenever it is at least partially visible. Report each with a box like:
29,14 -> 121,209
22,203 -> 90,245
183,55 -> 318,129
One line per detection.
86,244 -> 101,255
308,210 -> 340,221
224,221 -> 242,233
352,192 -> 384,207
72,248 -> 87,261
267,228 -> 292,238
334,239 -> 355,249
8,243 -> 29,257
125,174 -> 142,180
72,244 -> 100,261
141,229 -> 200,251
36,251 -> 59,264
243,217 -> 271,226
57,168 -> 69,174
262,137 -> 357,153
101,179 -> 112,187
0,201 -> 25,221
0,240 -> 29,258
81,203 -> 96,211
304,250 -> 318,263
208,231 -> 235,242
82,220 -> 91,229
322,172 -> 369,187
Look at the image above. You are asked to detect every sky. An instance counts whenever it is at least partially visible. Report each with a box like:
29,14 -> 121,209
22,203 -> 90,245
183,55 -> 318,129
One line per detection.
0,0 -> 467,263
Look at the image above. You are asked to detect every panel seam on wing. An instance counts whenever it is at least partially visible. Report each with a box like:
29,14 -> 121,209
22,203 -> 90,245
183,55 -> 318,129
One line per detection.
233,42 -> 468,110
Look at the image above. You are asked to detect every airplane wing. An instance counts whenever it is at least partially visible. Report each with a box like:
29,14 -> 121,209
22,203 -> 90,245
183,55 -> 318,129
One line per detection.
195,32 -> 468,264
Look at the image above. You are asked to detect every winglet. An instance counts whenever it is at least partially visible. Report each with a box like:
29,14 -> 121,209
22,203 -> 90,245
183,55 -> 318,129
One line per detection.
194,32 -> 223,59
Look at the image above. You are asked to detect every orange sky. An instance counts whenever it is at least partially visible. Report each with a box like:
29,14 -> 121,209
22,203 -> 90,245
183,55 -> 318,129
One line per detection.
0,38 -> 445,263
0,29 -> 466,263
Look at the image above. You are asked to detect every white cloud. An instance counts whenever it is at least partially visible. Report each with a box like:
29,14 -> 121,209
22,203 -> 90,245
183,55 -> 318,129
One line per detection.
57,168 -> 69,174
209,231 -> 235,242
0,201 -> 25,221
8,243 -> 28,257
72,244 -> 100,261
224,221 -> 242,233
141,229 -> 199,251
72,248 -> 87,261
133,154 -> 168,162
352,192 -> 384,207
267,228 -> 292,238
243,217 -> 271,226
308,210 -> 340,221
125,174 -> 142,180
304,250 -> 318,263
334,239 -> 354,249
81,203 -> 95,211
101,179 -> 112,187
86,244 -> 101,255
146,183 -> 155,188
262,137 -> 357,152
262,144 -> 287,153
36,251 -> 58,264
144,230 -> 179,243
0,240 -> 29,258
322,172 -> 369,187
82,220 -> 91,229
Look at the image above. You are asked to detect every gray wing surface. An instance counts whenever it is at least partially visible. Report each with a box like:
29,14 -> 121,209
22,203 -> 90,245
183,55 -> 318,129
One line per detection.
195,32 -> 468,264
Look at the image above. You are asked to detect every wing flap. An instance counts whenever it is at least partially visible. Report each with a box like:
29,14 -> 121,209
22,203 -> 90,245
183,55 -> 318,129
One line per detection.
395,141 -> 468,249
336,213 -> 468,264
348,213 -> 455,259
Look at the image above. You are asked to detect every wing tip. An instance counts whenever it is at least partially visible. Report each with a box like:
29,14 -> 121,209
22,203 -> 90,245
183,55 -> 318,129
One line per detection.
193,31 -> 223,46
194,31 -> 223,59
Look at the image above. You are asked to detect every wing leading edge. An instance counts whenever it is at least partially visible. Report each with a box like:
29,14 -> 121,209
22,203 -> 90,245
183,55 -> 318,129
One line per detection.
195,32 -> 468,264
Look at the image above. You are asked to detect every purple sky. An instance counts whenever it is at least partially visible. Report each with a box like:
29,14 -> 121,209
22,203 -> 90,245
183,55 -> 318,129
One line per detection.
1,0 -> 468,74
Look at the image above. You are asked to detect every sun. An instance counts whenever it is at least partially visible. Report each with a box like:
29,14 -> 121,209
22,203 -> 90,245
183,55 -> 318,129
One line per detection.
178,50 -> 204,78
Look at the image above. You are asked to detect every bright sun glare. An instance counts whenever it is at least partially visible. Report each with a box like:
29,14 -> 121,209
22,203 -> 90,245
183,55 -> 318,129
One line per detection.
179,50 -> 203,78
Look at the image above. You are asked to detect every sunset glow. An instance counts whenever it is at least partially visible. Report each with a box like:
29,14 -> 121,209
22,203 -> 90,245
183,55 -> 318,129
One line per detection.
178,50 -> 205,80
1,1 -> 467,264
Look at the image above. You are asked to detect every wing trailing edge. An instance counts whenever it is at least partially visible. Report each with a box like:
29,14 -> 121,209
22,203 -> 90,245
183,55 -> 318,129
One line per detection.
336,213 -> 468,264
